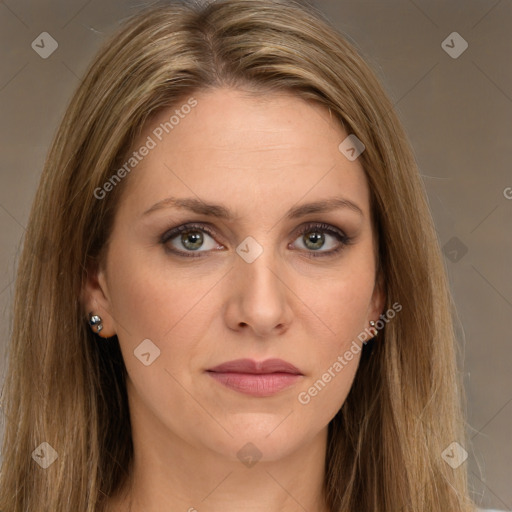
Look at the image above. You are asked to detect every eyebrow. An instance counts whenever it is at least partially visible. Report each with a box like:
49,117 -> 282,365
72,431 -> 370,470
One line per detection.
141,196 -> 364,220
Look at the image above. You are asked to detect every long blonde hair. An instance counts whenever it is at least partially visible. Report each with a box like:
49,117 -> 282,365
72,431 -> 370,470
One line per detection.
0,0 -> 477,510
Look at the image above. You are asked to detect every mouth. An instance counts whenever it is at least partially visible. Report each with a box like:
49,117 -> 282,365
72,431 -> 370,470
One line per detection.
206,358 -> 303,397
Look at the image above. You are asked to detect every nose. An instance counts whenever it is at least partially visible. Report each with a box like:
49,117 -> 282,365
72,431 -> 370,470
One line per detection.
223,246 -> 293,338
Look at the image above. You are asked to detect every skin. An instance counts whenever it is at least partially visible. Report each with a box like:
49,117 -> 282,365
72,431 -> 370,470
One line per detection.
83,87 -> 384,512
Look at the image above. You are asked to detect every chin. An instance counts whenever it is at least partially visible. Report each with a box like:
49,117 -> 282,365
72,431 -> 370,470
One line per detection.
201,421 -> 312,463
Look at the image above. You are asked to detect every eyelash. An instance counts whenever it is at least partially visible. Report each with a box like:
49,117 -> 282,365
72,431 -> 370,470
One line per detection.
160,222 -> 352,259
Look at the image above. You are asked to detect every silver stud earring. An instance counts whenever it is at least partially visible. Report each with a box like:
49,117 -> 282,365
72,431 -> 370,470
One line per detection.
88,312 -> 103,333
369,320 -> 377,337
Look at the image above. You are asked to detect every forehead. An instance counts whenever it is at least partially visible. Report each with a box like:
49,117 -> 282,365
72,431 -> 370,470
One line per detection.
117,87 -> 370,221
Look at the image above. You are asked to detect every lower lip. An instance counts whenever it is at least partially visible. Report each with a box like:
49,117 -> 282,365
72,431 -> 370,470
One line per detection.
207,371 -> 302,397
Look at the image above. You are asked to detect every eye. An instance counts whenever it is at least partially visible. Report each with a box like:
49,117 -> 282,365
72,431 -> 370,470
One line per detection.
291,222 -> 351,258
161,223 -> 223,257
160,222 -> 352,258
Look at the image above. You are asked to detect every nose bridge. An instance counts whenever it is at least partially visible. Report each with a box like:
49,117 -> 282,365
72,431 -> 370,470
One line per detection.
231,233 -> 290,332
236,233 -> 283,296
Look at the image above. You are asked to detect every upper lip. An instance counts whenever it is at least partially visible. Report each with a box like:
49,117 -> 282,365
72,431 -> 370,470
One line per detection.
207,358 -> 303,375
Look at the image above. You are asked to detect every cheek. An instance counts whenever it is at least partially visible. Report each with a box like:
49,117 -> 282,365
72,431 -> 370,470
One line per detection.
106,251 -> 211,413
106,246 -> 220,372
295,272 -> 372,422
291,255 -> 375,417
106,263 -> 169,339
298,258 -> 376,350
106,243 -> 195,338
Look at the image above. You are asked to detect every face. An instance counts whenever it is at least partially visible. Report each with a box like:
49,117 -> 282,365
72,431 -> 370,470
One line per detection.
84,87 -> 384,464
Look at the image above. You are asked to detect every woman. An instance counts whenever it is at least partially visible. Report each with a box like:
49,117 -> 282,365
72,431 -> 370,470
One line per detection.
0,0 -> 492,510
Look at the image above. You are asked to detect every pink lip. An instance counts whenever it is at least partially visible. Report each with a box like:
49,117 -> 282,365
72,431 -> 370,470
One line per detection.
206,358 -> 303,397
208,358 -> 302,374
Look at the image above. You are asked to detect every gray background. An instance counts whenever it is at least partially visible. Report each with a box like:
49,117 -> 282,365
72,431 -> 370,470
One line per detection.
0,1 -> 510,510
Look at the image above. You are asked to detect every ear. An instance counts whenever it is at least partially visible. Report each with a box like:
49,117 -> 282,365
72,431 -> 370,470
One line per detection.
81,258 -> 117,338
368,268 -> 386,324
